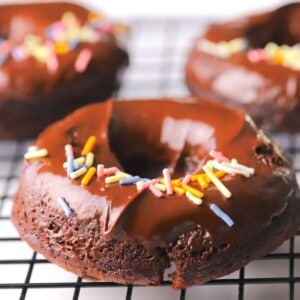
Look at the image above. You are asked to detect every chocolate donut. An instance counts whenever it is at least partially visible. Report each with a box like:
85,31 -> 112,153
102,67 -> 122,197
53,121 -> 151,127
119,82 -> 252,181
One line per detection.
0,2 -> 128,139
12,97 -> 300,288
185,3 -> 300,132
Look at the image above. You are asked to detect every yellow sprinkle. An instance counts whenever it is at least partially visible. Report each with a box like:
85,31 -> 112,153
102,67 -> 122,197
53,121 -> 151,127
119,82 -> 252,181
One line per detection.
85,152 -> 94,167
31,45 -> 52,63
81,167 -> 96,186
24,148 -> 48,160
191,173 -> 201,181
105,172 -> 130,184
173,186 -> 185,195
62,11 -> 77,23
197,174 -> 209,189
70,167 -> 87,179
154,183 -> 166,192
81,136 -> 96,155
182,184 -> 204,198
116,171 -> 131,178
114,23 -> 130,35
63,156 -> 85,168
185,191 -> 202,205
203,164 -> 232,198
171,179 -> 182,186
54,42 -> 70,55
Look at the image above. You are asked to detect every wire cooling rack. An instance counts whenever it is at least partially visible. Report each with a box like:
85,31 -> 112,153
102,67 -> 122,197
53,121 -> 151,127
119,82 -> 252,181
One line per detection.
1,18 -> 300,300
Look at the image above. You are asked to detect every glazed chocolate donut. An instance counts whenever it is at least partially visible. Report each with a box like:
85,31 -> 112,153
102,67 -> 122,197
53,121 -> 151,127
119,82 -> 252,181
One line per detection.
0,2 -> 128,139
186,3 -> 300,132
12,97 -> 300,288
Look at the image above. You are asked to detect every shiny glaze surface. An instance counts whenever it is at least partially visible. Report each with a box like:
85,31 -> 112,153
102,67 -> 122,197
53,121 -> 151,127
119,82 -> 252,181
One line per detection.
0,2 -> 127,101
185,3 -> 300,131
20,97 -> 298,249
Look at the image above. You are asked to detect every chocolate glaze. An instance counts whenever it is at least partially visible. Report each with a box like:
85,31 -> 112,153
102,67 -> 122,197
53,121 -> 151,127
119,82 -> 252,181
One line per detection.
185,3 -> 300,132
13,97 -> 300,288
0,2 -> 128,139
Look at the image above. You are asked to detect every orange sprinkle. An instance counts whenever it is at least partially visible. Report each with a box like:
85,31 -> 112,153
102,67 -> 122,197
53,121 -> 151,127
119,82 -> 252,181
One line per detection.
54,42 -> 69,55
81,167 -> 96,186
173,186 -> 185,195
215,170 -> 226,179
197,174 -> 209,189
182,184 -> 204,198
81,136 -> 96,155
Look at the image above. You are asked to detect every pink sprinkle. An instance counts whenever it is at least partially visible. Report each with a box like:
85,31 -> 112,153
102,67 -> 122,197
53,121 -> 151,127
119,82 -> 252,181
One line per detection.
64,144 -> 74,157
162,168 -> 173,195
47,55 -> 59,73
247,49 -> 268,63
101,22 -> 114,33
1,41 -> 12,53
182,174 -> 192,184
103,167 -> 119,176
209,150 -> 229,163
28,145 -> 38,152
97,164 -> 104,177
74,48 -> 92,73
136,179 -> 159,192
149,184 -> 163,198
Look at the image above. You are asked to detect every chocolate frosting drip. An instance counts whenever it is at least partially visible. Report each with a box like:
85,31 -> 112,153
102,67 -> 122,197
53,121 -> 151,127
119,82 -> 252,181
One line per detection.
19,97 -> 299,250
185,3 -> 300,131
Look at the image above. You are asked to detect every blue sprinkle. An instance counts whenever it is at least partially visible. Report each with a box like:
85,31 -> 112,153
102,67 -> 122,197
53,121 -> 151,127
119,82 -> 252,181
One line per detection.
210,204 -> 234,227
11,48 -> 22,61
120,175 -> 141,185
57,196 -> 72,218
0,53 -> 8,66
67,156 -> 74,177
69,40 -> 80,50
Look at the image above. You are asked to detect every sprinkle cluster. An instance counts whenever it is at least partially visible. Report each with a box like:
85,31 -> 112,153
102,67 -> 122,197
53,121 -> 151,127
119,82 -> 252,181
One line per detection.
197,38 -> 300,71
24,136 -> 256,227
0,11 -> 128,73
247,42 -> 300,71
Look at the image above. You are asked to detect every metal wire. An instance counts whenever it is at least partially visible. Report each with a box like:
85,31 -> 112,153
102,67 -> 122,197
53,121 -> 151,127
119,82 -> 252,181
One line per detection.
0,18 -> 299,300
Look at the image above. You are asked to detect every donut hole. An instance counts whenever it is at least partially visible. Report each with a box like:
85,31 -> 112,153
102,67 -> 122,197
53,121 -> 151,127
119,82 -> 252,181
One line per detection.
246,3 -> 300,48
108,116 -> 172,178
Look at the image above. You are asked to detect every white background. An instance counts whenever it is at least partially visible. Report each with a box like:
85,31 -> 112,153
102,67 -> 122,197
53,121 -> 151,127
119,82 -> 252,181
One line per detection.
0,0 -> 295,19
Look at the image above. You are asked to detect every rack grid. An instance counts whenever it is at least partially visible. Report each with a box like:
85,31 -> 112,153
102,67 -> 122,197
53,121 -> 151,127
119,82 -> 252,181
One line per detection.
0,18 -> 300,300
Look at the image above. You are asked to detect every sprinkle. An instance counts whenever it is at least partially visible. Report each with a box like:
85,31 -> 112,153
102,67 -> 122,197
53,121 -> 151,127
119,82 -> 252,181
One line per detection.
66,155 -> 74,177
105,172 -> 130,184
154,183 -> 166,192
81,135 -> 96,155
162,168 -> 173,195
63,156 -> 85,168
103,167 -> 119,176
185,191 -> 202,205
97,164 -> 104,177
182,174 -> 192,184
11,46 -> 29,62
57,196 -> 72,218
54,42 -> 69,55
64,144 -> 74,157
74,48 -> 92,73
173,186 -> 186,195
136,179 -> 159,191
203,164 -> 232,198
116,171 -> 131,178
182,184 -> 204,198
210,204 -> 234,227
197,174 -> 209,189
247,49 -> 268,63
47,54 -> 59,73
81,166 -> 96,186
120,175 -> 141,185
171,179 -> 182,186
209,150 -> 229,162
85,152 -> 95,167
27,145 -> 39,152
149,184 -> 164,198
212,159 -> 254,178
70,166 -> 87,179
24,148 -> 48,160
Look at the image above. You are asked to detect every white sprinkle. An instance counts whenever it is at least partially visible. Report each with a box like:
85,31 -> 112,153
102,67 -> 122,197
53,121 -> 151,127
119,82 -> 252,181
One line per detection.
70,167 -> 87,179
24,148 -> 48,160
185,191 -> 202,205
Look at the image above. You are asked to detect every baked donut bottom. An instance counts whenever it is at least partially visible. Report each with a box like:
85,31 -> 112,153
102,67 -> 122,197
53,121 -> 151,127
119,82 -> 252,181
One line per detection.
12,97 -> 300,288
185,3 -> 300,132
